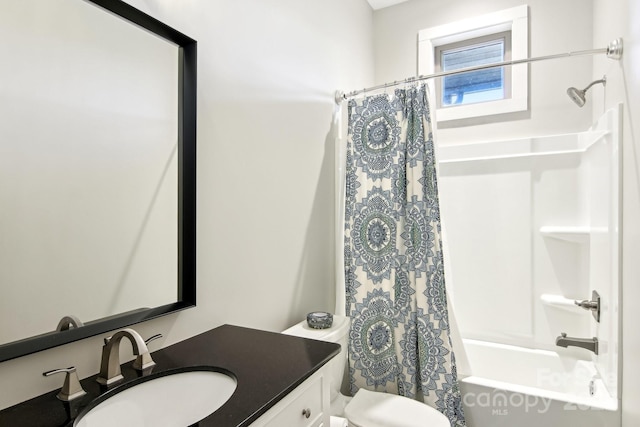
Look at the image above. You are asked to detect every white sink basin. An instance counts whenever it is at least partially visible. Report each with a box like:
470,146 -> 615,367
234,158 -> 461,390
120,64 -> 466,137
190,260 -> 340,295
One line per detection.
75,370 -> 237,427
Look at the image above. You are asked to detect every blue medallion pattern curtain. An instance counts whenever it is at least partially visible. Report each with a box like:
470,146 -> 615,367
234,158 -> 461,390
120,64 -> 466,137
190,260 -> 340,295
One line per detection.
344,84 -> 465,427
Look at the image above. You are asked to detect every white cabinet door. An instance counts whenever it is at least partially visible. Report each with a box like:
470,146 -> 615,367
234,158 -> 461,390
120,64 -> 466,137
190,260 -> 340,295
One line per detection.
251,368 -> 329,427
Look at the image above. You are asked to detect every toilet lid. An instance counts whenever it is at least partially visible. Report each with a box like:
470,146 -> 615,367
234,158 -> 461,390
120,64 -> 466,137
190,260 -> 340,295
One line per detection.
344,389 -> 450,427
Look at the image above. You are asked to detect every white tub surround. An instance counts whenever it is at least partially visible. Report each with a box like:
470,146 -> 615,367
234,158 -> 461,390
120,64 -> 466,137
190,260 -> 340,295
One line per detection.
437,106 -> 621,426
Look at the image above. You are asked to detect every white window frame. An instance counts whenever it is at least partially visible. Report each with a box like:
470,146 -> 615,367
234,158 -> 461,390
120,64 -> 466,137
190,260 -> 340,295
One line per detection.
418,5 -> 529,123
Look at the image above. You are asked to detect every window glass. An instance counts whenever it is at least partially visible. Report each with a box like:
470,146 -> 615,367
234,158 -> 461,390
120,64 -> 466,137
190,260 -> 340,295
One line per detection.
441,39 -> 505,106
435,31 -> 512,108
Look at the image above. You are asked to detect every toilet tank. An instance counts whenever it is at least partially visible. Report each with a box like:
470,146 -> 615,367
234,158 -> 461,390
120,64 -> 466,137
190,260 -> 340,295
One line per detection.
282,315 -> 349,402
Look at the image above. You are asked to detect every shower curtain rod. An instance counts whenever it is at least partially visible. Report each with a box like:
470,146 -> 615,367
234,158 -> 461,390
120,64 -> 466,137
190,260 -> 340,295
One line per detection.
335,37 -> 623,104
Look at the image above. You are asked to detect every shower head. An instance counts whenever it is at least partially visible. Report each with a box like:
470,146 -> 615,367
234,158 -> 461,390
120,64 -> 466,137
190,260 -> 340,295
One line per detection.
567,86 -> 587,107
567,76 -> 606,107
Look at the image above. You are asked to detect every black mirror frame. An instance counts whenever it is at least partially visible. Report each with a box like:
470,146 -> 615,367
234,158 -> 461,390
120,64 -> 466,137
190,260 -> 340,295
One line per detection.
0,0 -> 197,363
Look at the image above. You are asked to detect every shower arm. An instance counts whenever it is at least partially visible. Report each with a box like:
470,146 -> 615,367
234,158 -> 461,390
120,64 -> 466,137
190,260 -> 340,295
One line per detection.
581,77 -> 607,92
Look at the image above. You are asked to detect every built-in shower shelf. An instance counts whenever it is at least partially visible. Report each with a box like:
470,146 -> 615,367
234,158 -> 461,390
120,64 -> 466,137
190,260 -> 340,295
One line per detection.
437,130 -> 609,165
539,226 -> 591,243
439,148 -> 585,165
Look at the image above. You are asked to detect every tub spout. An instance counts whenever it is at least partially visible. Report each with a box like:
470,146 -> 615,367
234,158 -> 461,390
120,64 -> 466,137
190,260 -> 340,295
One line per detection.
555,333 -> 598,354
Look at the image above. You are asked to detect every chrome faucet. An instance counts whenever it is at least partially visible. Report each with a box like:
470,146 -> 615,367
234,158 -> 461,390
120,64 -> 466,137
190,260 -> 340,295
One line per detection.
555,333 -> 599,354
96,328 -> 157,385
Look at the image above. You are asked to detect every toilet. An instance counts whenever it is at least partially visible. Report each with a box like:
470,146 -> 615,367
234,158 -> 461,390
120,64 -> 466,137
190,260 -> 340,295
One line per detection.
282,315 -> 451,427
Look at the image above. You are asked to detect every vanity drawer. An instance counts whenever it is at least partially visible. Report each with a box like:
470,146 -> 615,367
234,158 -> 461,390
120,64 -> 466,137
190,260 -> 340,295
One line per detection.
253,370 -> 327,427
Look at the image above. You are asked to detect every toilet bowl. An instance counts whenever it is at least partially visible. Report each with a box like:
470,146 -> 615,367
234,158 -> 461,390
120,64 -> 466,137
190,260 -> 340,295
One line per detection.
282,315 -> 450,427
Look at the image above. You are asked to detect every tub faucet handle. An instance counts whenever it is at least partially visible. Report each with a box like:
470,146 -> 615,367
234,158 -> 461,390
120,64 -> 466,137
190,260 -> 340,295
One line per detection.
575,300 -> 598,309
574,290 -> 600,322
43,366 -> 87,402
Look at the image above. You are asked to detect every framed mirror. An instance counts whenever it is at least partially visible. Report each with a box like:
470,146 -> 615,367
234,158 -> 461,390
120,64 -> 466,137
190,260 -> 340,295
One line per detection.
0,0 -> 197,362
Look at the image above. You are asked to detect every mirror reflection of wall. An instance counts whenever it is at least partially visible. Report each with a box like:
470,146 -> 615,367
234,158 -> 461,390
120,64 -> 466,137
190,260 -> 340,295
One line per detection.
0,0 -> 179,346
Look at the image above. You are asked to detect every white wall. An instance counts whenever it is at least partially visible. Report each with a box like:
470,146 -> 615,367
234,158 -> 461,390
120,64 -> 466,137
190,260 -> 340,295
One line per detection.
0,0 -> 374,410
591,1 -> 640,426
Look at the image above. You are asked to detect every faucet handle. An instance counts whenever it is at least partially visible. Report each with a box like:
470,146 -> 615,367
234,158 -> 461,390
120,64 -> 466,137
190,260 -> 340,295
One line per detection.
132,333 -> 162,371
145,333 -> 163,346
43,366 -> 87,402
573,290 -> 601,322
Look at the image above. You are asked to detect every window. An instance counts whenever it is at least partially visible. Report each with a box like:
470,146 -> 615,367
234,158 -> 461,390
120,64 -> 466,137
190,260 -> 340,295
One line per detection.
418,6 -> 528,122
436,32 -> 511,107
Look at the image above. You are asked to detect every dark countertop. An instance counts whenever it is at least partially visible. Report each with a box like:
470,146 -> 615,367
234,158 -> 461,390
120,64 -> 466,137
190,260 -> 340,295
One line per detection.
0,324 -> 340,427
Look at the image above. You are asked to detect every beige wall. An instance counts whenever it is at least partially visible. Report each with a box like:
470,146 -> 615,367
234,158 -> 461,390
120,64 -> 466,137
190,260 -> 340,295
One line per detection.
0,0 -> 374,410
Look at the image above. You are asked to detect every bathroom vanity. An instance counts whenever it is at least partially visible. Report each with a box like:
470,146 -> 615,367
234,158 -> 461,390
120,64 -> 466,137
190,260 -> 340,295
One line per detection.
0,325 -> 340,426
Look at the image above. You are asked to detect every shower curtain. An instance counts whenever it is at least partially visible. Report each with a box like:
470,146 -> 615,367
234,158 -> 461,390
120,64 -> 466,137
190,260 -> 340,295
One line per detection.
344,84 -> 465,426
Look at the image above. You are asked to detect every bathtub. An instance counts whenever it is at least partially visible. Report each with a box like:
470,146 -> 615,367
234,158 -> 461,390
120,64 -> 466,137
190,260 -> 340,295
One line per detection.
458,339 -> 619,427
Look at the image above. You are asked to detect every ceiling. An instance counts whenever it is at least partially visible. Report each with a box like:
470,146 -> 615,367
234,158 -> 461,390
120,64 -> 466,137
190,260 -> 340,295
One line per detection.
367,0 -> 410,10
